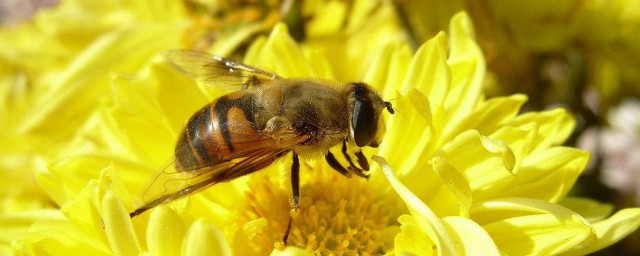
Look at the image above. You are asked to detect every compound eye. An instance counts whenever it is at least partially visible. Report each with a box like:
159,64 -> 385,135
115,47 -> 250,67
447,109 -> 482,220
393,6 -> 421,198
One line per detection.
352,99 -> 377,147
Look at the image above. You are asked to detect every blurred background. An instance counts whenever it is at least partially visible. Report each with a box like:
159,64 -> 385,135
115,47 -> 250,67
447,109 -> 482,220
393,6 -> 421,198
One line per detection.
1,0 -> 639,254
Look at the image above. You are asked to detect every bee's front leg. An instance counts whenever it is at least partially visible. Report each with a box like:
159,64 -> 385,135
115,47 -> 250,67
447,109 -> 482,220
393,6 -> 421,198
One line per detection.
325,151 -> 353,178
282,151 -> 300,246
340,141 -> 370,179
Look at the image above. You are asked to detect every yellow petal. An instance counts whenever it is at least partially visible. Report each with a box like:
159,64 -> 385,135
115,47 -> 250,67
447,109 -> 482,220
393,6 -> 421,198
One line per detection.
380,92 -> 432,173
504,147 -> 588,202
20,219 -> 111,255
102,189 -> 141,256
441,216 -> 500,255
407,87 -> 433,125
209,22 -> 270,57
110,74 -> 179,164
362,43 -> 406,93
372,156 -> 456,255
19,25 -> 183,139
43,153 -> 153,207
403,32 -> 449,112
60,179 -> 102,234
383,34 -> 449,168
472,198 -> 594,255
443,12 -> 484,125
394,215 -> 436,256
509,108 -> 575,152
439,130 -> 515,191
246,23 -> 314,77
146,205 -> 186,256
269,246 -> 314,256
152,62 -> 217,127
564,208 -> 640,255
0,210 -> 63,254
479,135 -> 516,171
379,44 -> 413,97
428,157 -> 472,217
455,94 -> 528,137
182,219 -> 231,256
559,197 -> 613,223
304,1 -> 347,36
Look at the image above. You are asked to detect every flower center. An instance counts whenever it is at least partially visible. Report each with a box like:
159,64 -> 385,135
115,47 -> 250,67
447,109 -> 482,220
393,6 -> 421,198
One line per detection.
228,163 -> 399,255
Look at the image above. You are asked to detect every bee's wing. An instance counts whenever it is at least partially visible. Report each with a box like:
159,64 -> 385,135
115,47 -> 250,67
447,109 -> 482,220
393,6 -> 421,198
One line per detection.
130,128 -> 307,217
164,50 -> 281,90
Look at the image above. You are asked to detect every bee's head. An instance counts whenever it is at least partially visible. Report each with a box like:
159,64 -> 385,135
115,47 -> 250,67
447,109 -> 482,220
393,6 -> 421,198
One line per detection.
347,82 -> 394,148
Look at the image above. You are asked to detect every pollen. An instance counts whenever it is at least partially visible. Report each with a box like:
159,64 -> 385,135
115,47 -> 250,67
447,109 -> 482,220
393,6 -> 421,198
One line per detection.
227,164 -> 399,255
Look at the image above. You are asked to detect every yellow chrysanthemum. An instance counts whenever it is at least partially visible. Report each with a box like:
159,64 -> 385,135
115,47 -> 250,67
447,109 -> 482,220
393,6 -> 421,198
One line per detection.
12,11 -> 640,255
0,1 -> 409,253
0,2 -> 192,252
396,0 -> 640,113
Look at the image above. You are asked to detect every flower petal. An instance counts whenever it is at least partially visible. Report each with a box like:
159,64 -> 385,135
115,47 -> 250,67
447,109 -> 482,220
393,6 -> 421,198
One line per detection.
503,147 -> 588,202
509,108 -> 575,152
564,208 -> 640,255
443,12 -> 484,132
455,94 -> 528,136
441,216 -> 500,255
19,24 -> 182,139
102,189 -> 141,256
372,156 -> 456,255
0,210 -> 63,254
146,205 -> 186,256
479,135 -> 516,172
182,219 -> 232,256
427,157 -> 472,217
472,198 -> 594,255
394,214 -> 436,256
246,23 -> 314,77
403,32 -> 449,113
20,219 -> 110,255
559,197 -> 613,222
269,246 -> 313,256
439,130 -> 515,191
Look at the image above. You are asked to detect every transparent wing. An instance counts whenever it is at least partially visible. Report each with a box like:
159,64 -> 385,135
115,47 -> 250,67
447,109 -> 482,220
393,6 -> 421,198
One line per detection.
130,127 -> 307,217
164,50 -> 281,90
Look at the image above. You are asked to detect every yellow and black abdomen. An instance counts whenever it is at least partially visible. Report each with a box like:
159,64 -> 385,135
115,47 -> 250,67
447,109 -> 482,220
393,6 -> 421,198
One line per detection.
174,91 -> 268,171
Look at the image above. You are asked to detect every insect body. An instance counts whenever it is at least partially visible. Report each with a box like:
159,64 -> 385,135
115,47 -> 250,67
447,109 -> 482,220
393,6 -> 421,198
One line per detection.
129,50 -> 394,244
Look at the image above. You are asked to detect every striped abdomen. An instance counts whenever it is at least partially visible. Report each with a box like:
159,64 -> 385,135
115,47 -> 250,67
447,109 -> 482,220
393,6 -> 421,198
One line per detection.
174,91 -> 272,171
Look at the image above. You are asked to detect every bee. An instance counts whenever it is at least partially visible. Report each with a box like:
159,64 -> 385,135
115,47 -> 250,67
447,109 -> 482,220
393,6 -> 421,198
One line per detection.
129,50 -> 394,244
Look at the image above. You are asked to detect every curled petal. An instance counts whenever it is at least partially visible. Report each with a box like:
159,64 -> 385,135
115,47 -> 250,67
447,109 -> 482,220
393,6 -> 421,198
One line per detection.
372,156 -> 456,255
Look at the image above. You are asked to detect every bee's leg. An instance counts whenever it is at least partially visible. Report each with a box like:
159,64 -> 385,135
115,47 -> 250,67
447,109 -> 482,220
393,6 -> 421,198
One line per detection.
341,141 -> 359,170
242,75 -> 262,90
340,141 -> 370,179
325,151 -> 353,178
354,150 -> 370,171
291,151 -> 301,210
282,151 -> 300,246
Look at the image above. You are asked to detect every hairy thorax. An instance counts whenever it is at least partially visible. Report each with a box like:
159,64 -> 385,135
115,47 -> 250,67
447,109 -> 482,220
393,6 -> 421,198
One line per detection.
255,79 -> 350,156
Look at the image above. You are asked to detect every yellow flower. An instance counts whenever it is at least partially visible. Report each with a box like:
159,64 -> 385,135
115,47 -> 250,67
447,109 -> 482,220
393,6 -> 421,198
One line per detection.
0,1 -> 407,253
396,0 -> 640,112
300,0 -> 409,82
12,11 -> 640,256
370,12 -> 640,255
0,0 -> 203,253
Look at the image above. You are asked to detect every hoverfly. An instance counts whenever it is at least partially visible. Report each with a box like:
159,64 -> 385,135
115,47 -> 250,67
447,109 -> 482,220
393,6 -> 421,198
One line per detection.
129,50 -> 394,244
